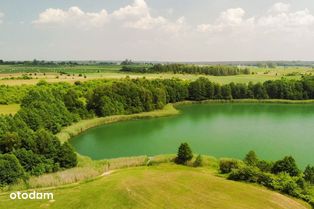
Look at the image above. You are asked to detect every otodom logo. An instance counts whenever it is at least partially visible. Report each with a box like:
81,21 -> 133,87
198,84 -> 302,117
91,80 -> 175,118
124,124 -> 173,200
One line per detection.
9,191 -> 54,200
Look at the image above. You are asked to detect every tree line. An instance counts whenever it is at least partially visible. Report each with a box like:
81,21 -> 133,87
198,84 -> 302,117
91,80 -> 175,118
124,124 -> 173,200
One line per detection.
121,64 -> 251,76
188,76 -> 314,100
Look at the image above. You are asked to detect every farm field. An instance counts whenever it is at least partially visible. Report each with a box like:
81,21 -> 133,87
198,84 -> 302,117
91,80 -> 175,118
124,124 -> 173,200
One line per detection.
0,65 -> 312,86
0,164 -> 310,209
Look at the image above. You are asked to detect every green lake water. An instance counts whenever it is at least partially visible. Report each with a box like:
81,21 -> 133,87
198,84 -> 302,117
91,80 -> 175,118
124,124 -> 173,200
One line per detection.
70,103 -> 314,168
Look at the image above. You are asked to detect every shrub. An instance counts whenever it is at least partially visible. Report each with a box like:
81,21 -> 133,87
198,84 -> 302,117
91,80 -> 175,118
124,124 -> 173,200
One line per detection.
228,166 -> 260,183
256,171 -> 275,188
219,159 -> 240,174
175,143 -> 193,165
193,154 -> 203,167
271,172 -> 302,197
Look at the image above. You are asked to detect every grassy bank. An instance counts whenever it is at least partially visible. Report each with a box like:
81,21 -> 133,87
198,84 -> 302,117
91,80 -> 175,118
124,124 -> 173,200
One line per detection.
0,104 -> 20,115
56,104 -> 179,143
0,163 -> 310,209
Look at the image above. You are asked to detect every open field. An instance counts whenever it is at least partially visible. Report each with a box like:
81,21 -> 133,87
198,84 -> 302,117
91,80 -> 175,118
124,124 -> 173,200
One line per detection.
0,66 -> 313,86
0,163 -> 310,209
0,104 -> 20,115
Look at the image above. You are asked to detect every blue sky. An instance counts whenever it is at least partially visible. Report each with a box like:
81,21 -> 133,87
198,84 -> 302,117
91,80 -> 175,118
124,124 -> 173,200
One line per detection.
1,0 -> 314,61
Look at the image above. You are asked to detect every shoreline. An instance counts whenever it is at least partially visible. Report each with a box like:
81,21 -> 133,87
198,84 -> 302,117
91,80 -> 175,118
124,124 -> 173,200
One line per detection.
174,99 -> 314,106
56,104 -> 180,143
57,99 -> 314,143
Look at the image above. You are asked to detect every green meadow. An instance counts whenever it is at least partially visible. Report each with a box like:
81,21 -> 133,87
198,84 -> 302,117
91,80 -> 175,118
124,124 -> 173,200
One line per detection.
0,163 -> 310,209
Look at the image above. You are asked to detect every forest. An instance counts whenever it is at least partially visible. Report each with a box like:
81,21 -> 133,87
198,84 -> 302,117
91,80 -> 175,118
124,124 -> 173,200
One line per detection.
121,64 -> 251,76
1,76 -> 314,185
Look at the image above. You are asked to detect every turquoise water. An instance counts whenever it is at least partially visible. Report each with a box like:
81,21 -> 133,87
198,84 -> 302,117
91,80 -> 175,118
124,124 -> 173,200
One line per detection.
71,103 -> 314,168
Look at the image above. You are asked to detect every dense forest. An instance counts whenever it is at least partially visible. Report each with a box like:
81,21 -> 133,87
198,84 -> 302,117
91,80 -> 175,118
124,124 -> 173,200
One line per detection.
1,76 -> 314,185
121,64 -> 251,76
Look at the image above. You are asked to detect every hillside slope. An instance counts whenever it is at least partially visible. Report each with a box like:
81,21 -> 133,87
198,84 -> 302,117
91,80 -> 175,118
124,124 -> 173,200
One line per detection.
0,164 -> 310,209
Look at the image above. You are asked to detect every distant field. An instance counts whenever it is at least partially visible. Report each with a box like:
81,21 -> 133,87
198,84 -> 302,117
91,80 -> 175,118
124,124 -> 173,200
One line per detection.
0,65 -> 313,86
0,164 -> 309,209
0,104 -> 20,115
0,64 -> 122,74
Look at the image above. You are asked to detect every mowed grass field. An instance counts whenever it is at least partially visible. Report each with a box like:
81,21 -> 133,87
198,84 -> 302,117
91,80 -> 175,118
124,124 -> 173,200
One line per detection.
0,104 -> 20,115
0,164 -> 310,209
0,65 -> 313,85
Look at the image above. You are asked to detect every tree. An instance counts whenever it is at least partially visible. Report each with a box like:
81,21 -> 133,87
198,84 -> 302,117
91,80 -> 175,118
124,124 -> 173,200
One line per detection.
0,132 -> 21,153
13,148 -> 43,173
175,143 -> 193,165
304,165 -> 314,184
244,150 -> 258,166
58,142 -> 78,168
221,85 -> 232,99
271,156 -> 300,176
257,160 -> 273,172
0,154 -> 25,185
193,154 -> 203,167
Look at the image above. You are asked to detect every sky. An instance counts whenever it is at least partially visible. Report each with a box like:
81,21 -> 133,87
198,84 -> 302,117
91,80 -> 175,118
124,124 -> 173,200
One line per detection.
0,0 -> 314,61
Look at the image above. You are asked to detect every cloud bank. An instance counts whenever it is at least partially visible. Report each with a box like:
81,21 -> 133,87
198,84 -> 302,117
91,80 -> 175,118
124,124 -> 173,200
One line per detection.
0,12 -> 4,24
33,0 -> 186,31
197,2 -> 314,34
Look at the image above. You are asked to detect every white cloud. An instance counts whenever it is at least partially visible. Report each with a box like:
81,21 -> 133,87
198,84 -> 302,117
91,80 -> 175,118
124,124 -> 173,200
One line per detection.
259,8 -> 314,29
268,2 -> 291,13
220,8 -> 246,25
33,0 -> 186,32
197,3 -> 314,34
33,6 -> 109,28
0,12 -> 4,24
125,15 -> 166,30
111,0 -> 149,19
197,8 -> 254,33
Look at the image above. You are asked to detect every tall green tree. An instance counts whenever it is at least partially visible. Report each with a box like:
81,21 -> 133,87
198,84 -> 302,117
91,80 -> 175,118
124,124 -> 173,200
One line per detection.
175,143 -> 193,165
244,150 -> 259,166
304,165 -> 314,184
271,156 -> 299,176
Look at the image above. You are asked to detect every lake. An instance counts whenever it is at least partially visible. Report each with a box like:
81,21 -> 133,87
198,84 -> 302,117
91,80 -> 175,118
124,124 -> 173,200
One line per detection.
70,103 -> 314,168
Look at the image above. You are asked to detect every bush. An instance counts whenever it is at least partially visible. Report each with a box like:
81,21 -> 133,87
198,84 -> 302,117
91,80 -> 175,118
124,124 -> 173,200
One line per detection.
0,154 -> 25,185
193,154 -> 203,167
219,159 -> 241,174
228,166 -> 260,183
175,143 -> 193,165
256,171 -> 275,188
271,172 -> 302,197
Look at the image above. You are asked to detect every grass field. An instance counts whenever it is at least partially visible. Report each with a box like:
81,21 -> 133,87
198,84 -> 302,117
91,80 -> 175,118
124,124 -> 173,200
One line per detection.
0,164 -> 310,209
0,66 -> 313,86
0,104 -> 20,115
